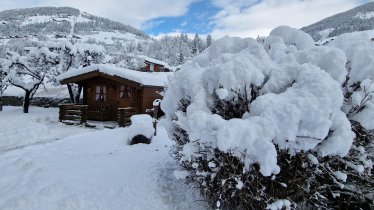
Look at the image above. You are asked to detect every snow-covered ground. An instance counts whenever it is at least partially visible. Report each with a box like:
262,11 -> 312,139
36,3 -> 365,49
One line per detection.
0,106 -> 207,210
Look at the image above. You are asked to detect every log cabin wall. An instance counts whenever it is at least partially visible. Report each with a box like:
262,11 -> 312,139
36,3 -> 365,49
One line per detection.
141,86 -> 164,113
82,76 -> 140,121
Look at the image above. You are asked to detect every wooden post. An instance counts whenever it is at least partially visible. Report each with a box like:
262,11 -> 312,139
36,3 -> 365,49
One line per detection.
152,99 -> 161,136
59,104 -> 66,122
80,105 -> 88,124
0,91 -> 2,112
118,108 -> 125,127
0,71 -> 3,112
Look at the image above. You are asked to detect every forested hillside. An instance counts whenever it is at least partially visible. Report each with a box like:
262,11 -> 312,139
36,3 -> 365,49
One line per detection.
0,7 -> 147,38
302,2 -> 374,40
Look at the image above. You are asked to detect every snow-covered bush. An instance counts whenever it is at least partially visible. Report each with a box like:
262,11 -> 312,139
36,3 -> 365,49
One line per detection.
162,26 -> 373,209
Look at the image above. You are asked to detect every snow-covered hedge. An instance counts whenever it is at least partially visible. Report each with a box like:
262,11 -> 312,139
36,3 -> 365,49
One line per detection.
162,26 -> 373,209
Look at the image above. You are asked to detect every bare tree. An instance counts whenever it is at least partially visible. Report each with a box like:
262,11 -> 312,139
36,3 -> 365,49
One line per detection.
2,49 -> 59,113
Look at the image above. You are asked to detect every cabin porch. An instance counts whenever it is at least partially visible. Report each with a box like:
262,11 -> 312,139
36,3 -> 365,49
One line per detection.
59,103 -> 138,127
59,102 -> 159,128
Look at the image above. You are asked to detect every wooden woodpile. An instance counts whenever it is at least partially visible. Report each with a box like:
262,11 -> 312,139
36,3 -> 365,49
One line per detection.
59,99 -> 161,131
118,107 -> 138,127
59,104 -> 88,124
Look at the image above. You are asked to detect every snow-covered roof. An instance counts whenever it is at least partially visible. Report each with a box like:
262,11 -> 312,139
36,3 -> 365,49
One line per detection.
58,64 -> 172,87
138,55 -> 168,66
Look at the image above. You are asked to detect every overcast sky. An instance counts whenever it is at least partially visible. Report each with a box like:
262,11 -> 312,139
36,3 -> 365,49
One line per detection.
0,0 -> 372,38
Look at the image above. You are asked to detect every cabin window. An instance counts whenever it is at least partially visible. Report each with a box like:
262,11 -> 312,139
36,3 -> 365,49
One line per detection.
150,63 -> 155,71
95,85 -> 106,102
120,85 -> 131,99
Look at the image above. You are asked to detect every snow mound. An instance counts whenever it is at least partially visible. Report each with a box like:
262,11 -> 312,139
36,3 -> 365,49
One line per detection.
295,46 -> 347,83
325,31 -> 374,130
162,26 -> 355,177
126,114 -> 155,144
330,31 -> 374,84
266,199 -> 291,210
270,26 -> 315,50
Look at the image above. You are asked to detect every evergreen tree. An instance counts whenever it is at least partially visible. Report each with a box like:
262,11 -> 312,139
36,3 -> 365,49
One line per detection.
206,34 -> 212,48
178,50 -> 184,65
137,43 -> 143,53
192,34 -> 200,55
0,61 -> 6,112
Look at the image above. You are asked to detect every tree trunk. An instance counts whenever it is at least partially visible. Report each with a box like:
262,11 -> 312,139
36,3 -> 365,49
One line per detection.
0,72 -> 2,111
0,80 -> 2,112
23,90 -> 31,113
67,84 -> 75,103
75,85 -> 83,104
0,91 -> 2,112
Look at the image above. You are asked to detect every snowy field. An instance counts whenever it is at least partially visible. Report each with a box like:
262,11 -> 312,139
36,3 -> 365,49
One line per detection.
0,106 -> 207,210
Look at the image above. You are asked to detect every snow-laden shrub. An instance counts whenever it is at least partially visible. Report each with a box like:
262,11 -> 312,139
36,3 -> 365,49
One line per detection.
162,26 -> 373,209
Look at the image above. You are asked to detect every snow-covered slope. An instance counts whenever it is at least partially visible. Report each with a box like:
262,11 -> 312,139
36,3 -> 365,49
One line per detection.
0,7 -> 148,42
0,6 -> 150,62
302,2 -> 374,41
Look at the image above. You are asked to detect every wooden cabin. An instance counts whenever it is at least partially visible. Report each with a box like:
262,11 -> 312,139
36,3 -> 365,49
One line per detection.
59,64 -> 171,121
140,56 -> 173,72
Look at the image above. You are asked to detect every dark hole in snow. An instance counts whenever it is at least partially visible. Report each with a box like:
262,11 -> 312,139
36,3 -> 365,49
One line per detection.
130,134 -> 151,145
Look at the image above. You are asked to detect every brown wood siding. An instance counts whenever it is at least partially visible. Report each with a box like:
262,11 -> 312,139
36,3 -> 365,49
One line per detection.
81,76 -> 140,121
141,87 -> 164,113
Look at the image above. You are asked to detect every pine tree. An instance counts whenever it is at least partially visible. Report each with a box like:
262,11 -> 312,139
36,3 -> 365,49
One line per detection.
137,43 -> 143,52
206,34 -> 212,48
192,33 -> 200,55
0,61 -> 5,112
178,50 -> 184,65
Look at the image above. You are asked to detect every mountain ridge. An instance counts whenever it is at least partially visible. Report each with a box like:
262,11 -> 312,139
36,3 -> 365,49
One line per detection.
0,6 -> 149,39
301,2 -> 374,40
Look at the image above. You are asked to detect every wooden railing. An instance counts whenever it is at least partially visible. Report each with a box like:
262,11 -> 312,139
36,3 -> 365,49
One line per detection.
118,107 -> 138,127
87,103 -> 111,121
59,104 -> 88,124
